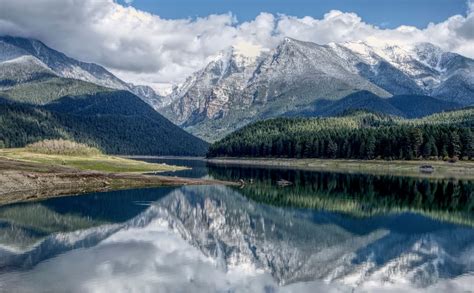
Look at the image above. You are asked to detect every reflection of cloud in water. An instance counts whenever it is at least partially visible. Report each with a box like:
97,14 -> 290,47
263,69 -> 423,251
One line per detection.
1,217 -> 472,293
0,219 -> 347,293
1,185 -> 474,292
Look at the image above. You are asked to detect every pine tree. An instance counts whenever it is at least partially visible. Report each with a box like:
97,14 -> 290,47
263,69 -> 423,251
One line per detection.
422,136 -> 437,159
461,129 -> 474,159
450,131 -> 462,158
327,139 -> 338,158
365,133 -> 376,159
409,128 -> 423,158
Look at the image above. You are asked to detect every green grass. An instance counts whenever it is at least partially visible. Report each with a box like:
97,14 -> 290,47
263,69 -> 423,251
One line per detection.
0,148 -> 186,173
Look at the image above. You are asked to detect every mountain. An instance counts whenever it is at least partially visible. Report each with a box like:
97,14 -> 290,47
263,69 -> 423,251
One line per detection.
388,94 -> 462,118
334,41 -> 474,104
286,91 -> 403,117
161,38 -> 391,141
0,91 -> 209,156
0,36 -> 208,156
0,36 -> 164,108
286,91 -> 462,118
127,83 -> 167,109
161,39 -> 474,141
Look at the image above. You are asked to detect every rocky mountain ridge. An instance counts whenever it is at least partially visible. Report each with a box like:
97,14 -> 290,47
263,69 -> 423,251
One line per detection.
161,38 -> 474,141
0,36 -> 165,107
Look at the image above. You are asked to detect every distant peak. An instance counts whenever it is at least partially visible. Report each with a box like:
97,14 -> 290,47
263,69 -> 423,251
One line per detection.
277,37 -> 316,51
281,37 -> 310,47
412,42 -> 444,53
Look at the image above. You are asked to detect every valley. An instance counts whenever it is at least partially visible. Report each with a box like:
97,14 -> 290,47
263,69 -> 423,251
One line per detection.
1,1 -> 474,292
1,34 -> 473,205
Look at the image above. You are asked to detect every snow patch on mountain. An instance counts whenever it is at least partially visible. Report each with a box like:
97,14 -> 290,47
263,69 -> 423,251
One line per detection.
0,55 -> 57,86
161,38 -> 474,141
0,36 -> 164,108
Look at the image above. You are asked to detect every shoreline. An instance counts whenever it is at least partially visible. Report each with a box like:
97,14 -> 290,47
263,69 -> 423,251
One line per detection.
122,155 -> 206,161
207,157 -> 474,180
0,157 -> 237,206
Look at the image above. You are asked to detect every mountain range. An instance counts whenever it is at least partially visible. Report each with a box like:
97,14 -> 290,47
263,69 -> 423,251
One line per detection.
160,38 -> 474,141
0,36 -> 208,155
0,36 -> 166,107
1,35 -> 473,148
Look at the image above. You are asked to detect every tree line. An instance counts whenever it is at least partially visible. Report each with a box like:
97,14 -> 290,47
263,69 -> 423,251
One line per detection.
207,111 -> 474,160
0,100 -> 208,156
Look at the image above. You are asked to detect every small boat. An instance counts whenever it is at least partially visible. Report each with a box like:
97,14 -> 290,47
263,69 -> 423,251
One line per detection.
419,165 -> 434,174
277,179 -> 293,187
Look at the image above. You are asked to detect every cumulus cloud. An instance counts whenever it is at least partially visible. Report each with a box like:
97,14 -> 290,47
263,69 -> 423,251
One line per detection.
0,0 -> 473,89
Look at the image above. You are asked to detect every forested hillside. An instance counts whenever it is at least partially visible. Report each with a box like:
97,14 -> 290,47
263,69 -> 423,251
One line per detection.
207,110 -> 474,160
0,91 -> 209,156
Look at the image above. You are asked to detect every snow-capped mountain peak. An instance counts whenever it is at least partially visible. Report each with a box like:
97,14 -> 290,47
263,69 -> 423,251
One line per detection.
0,55 -> 57,85
410,42 -> 446,69
161,37 -> 474,141
0,36 -> 164,108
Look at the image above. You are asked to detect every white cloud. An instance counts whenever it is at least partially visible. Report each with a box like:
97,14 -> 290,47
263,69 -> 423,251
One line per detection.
0,0 -> 473,87
468,0 -> 474,13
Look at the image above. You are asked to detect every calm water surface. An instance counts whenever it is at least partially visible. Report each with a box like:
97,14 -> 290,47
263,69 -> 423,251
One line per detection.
0,158 -> 473,292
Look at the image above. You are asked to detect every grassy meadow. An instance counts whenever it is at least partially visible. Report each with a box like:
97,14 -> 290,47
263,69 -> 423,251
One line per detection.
0,139 -> 185,173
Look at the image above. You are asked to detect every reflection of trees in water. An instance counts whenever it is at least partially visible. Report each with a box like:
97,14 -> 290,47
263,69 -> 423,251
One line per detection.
207,165 -> 474,225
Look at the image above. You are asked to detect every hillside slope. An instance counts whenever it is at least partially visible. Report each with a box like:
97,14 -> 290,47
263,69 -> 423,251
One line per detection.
286,91 -> 462,118
208,109 -> 474,160
0,91 -> 209,156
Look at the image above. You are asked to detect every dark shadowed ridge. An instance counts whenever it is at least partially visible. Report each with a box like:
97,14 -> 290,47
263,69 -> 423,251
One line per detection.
0,90 -> 209,156
286,90 -> 463,119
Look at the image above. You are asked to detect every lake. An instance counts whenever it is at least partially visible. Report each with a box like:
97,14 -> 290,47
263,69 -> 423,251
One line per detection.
0,158 -> 473,292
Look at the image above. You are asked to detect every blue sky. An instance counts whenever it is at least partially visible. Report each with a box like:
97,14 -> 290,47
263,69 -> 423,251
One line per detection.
121,0 -> 468,28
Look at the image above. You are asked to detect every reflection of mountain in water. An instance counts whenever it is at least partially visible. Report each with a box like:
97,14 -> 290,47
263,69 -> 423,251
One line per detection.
0,185 -> 473,289
156,186 -> 474,287
0,187 -> 175,269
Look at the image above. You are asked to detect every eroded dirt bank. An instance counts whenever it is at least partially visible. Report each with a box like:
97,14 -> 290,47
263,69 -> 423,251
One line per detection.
0,157 -> 237,206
